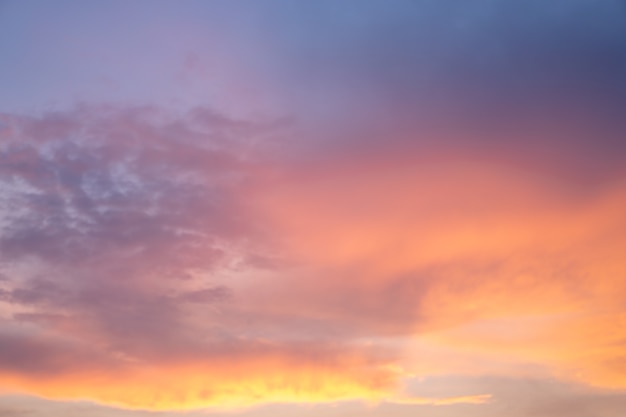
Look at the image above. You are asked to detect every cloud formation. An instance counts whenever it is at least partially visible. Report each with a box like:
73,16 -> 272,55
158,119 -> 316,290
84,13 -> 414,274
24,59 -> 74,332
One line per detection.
0,106 -> 404,409
1,1 -> 626,415
0,98 -> 625,411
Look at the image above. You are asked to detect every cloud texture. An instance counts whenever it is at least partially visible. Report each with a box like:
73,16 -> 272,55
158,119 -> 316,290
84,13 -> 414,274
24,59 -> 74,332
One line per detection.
1,1 -> 626,416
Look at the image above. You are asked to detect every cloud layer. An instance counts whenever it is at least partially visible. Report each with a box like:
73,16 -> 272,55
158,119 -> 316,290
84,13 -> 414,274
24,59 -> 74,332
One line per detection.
0,98 -> 625,411
1,1 -> 626,415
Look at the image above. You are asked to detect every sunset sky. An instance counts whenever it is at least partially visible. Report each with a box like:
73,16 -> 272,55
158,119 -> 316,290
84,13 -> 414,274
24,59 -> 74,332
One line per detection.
1,1 -> 626,416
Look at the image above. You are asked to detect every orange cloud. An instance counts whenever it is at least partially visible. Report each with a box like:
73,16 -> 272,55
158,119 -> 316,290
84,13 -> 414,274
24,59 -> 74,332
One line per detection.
0,348 -> 399,410
388,393 -> 492,406
250,150 -> 626,389
2,106 -> 625,411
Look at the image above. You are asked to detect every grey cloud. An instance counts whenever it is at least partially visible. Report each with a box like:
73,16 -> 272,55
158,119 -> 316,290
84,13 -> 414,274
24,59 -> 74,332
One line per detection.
0,105 -> 279,364
0,105 -> 398,380
0,330 -> 117,376
178,286 -> 232,304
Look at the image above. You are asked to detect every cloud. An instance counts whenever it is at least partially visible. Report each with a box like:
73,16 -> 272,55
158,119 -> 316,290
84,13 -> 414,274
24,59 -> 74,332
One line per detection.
1,341 -> 397,411
0,105 -> 405,409
0,330 -> 115,376
248,143 -> 626,388
0,408 -> 31,417
1,96 -> 626,410
388,393 -> 492,406
2,1 -> 626,416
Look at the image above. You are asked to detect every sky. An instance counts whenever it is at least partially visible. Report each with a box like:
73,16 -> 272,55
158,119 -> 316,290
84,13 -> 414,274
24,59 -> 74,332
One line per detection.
0,1 -> 626,416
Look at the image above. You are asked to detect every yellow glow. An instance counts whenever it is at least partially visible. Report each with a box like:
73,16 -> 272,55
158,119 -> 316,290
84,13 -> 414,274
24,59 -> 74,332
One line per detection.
0,356 -> 398,410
